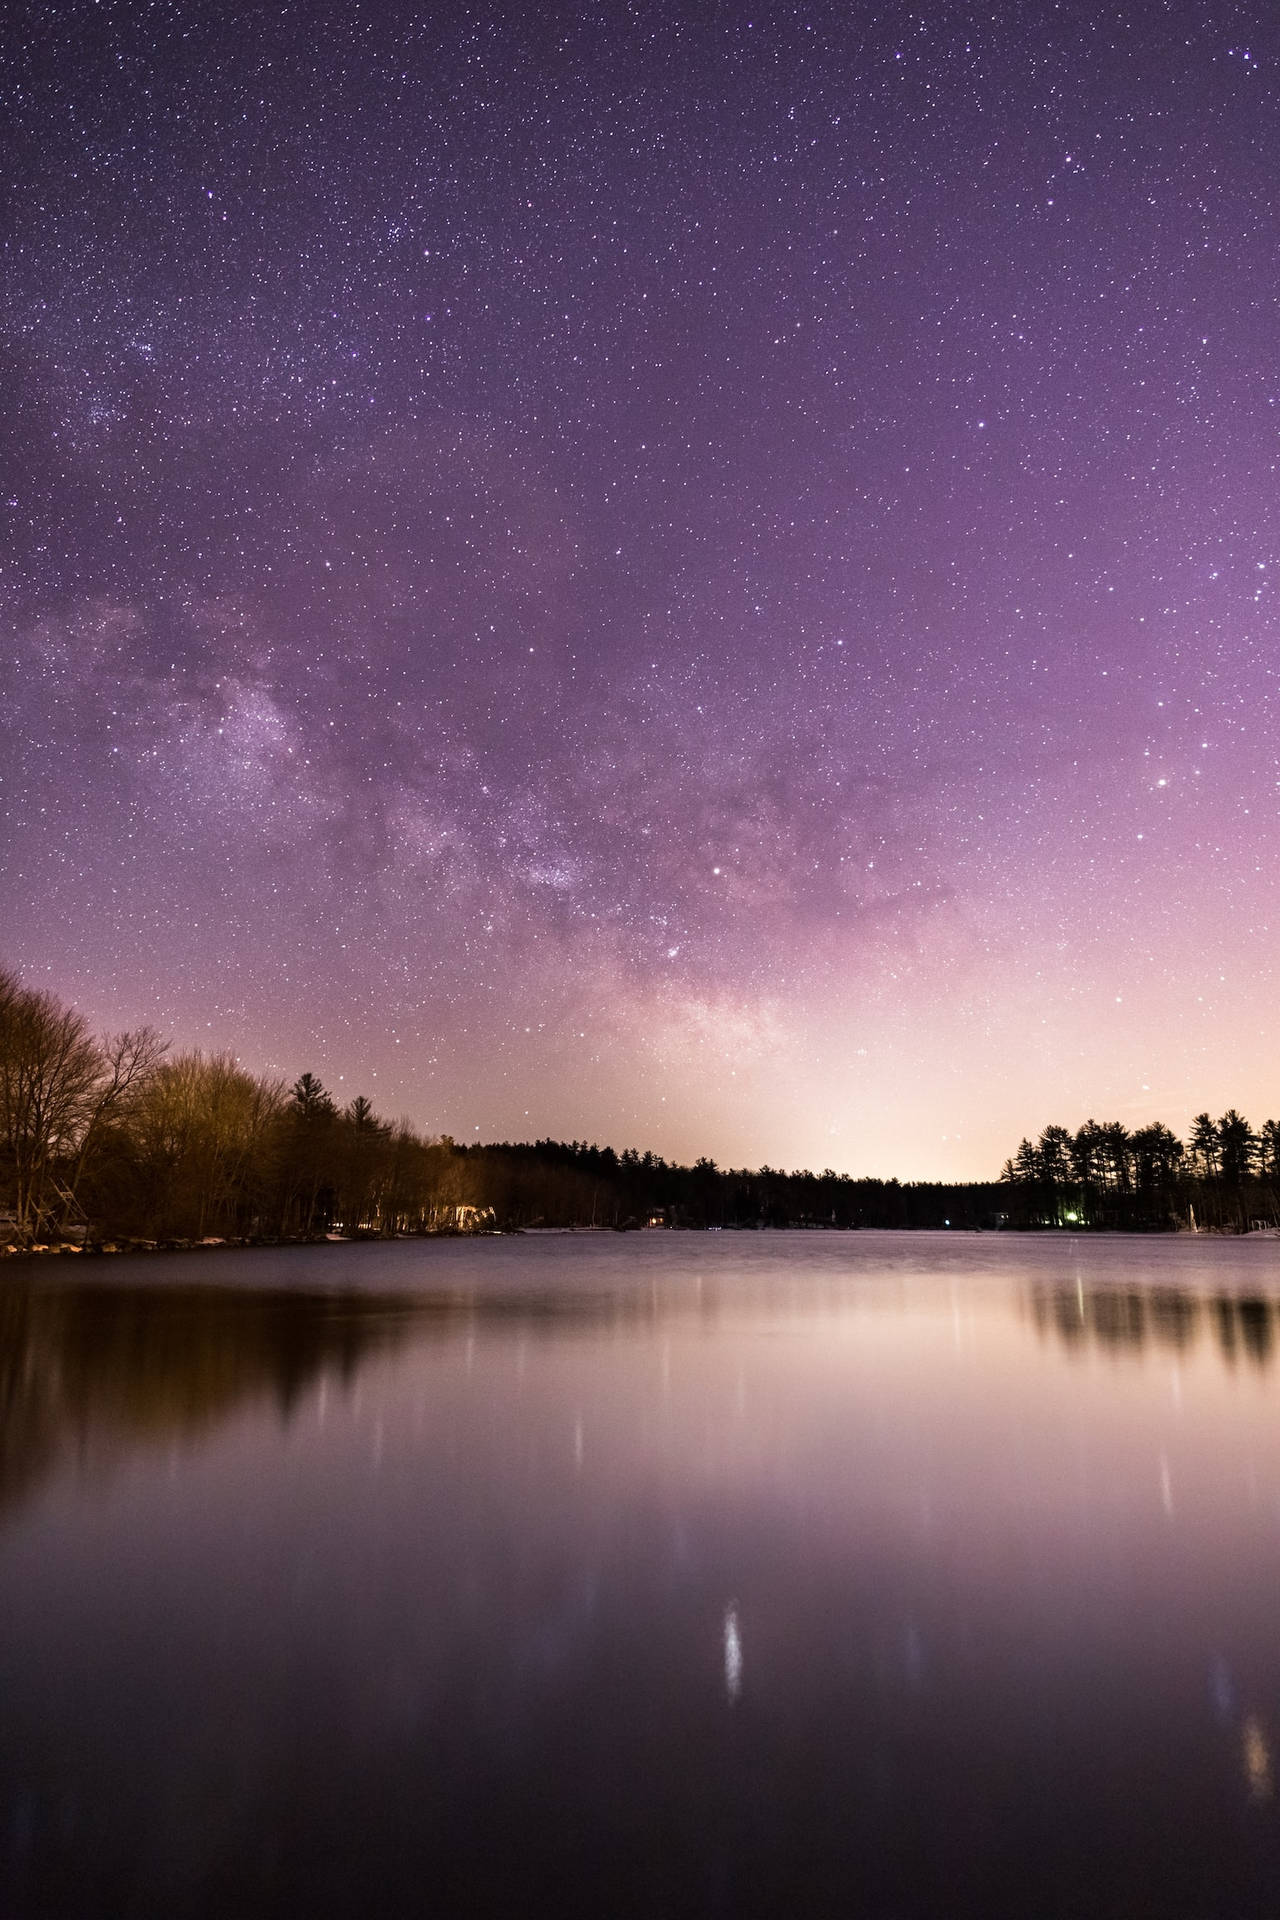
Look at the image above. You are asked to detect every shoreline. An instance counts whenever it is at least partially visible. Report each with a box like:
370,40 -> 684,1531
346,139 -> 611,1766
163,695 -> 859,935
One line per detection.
6,1222 -> 1278,1262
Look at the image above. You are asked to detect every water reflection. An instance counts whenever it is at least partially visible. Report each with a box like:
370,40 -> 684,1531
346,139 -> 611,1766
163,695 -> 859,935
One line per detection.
1029,1281 -> 1279,1366
723,1605 -> 743,1704
5,1240 -> 1280,1919
0,1273 -> 640,1527
1244,1716 -> 1274,1802
9,1264 -> 1280,1537
0,1279 -> 418,1523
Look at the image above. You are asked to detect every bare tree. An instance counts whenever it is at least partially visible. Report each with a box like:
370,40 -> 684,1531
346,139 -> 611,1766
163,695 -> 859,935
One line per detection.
62,1026 -> 168,1233
129,1052 -> 285,1238
0,969 -> 105,1237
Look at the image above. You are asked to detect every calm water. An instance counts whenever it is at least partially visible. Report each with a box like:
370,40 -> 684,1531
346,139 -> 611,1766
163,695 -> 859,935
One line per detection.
4,1231 -> 1280,1918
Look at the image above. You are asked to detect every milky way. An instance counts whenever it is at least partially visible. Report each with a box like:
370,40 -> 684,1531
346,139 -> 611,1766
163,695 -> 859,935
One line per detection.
3,1 -> 1278,1177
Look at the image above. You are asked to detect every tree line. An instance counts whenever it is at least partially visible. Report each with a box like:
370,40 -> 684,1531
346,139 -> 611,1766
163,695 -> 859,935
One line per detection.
1,964 -> 1274,1246
0,966 -> 471,1245
1001,1113 -> 1280,1231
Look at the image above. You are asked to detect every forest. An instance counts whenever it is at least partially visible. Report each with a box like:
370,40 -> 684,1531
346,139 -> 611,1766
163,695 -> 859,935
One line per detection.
998,1115 -> 1280,1232
1,965 -> 1276,1248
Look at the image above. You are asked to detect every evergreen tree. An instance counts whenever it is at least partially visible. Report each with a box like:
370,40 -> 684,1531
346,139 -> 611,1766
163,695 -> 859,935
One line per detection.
1218,1110 -> 1258,1187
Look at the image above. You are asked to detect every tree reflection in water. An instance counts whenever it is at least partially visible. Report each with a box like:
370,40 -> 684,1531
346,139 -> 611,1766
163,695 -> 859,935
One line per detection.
1029,1281 -> 1278,1367
7,1247 -> 1280,1918
9,1272 -> 1279,1527
0,1280 -> 434,1525
0,1272 -> 657,1528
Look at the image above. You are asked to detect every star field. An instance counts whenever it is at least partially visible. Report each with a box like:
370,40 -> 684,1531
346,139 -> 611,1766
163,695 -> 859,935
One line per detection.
2,0 -> 1278,1176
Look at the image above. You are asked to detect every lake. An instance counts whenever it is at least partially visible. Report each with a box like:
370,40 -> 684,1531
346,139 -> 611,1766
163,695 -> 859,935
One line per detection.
3,1230 -> 1280,1918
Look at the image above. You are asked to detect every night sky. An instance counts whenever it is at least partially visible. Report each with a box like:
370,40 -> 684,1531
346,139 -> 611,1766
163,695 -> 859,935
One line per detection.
3,0 -> 1278,1178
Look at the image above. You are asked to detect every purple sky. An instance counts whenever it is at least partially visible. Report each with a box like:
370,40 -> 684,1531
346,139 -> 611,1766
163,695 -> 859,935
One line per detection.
3,0 -> 1278,1178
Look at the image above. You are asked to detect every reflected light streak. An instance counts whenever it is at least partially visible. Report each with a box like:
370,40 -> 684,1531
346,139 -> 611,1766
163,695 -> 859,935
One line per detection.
723,1606 -> 743,1704
1243,1716 -> 1273,1802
